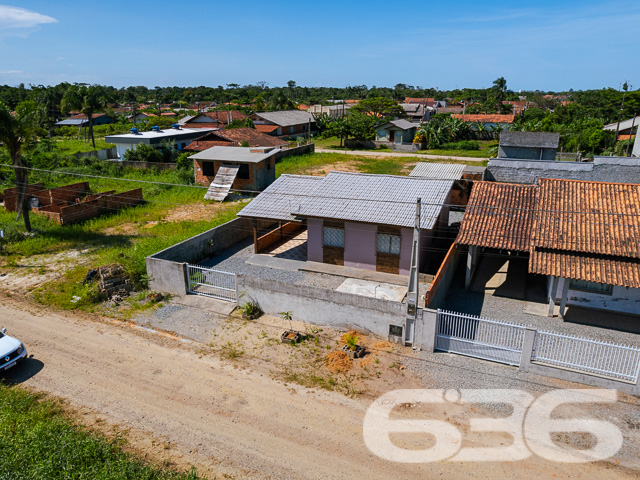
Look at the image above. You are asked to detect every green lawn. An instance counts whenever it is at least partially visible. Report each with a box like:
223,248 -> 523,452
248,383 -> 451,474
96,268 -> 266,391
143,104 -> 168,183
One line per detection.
0,384 -> 203,479
53,138 -> 116,154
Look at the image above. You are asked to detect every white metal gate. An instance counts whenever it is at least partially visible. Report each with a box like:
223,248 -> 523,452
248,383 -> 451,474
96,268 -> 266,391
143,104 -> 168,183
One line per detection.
187,264 -> 237,302
435,309 -> 525,366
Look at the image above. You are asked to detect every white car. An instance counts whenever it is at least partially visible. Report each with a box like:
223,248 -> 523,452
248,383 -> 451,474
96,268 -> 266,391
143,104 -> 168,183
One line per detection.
0,327 -> 27,371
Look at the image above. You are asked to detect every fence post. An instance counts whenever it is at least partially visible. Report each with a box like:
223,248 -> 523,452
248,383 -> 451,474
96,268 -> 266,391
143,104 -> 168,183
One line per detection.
182,263 -> 190,295
519,327 -> 536,372
417,309 -> 437,352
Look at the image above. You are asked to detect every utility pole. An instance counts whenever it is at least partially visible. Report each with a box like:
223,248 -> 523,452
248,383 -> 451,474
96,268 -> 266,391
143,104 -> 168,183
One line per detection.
614,81 -> 630,148
404,198 -> 421,346
626,114 -> 637,156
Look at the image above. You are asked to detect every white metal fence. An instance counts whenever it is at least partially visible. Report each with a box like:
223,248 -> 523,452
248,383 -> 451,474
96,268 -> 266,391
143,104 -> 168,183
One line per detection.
187,264 -> 237,302
435,310 -> 526,366
532,330 -> 640,383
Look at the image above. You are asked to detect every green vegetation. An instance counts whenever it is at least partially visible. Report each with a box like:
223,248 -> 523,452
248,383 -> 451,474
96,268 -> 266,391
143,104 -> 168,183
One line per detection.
0,384 -> 202,479
53,138 -> 115,154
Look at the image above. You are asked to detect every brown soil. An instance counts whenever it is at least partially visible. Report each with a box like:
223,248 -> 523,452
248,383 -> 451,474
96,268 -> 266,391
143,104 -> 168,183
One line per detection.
325,351 -> 352,372
340,330 -> 359,345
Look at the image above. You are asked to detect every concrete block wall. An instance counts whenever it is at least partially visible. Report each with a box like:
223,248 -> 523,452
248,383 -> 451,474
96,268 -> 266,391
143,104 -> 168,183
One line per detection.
237,274 -> 406,338
274,143 -> 314,161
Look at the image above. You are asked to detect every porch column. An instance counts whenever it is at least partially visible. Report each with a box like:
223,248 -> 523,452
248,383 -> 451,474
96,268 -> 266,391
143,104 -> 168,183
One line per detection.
465,245 -> 477,290
252,219 -> 258,254
548,275 -> 559,317
559,277 -> 570,318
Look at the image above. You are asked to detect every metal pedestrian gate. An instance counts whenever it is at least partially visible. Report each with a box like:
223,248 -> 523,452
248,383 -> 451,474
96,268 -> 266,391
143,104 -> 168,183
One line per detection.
435,309 -> 525,366
186,264 -> 237,302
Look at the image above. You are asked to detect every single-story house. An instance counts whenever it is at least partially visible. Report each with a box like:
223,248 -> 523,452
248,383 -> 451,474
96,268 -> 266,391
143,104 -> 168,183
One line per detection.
55,113 -> 113,127
497,131 -> 560,160
105,126 -> 214,158
307,104 -> 352,118
451,114 -> 515,129
400,103 -> 432,123
179,111 -> 247,129
190,146 -> 281,199
238,171 -> 453,275
409,162 -> 478,205
375,119 -> 417,145
249,110 -> 315,137
129,112 -> 157,123
457,178 -> 640,317
604,117 -> 639,140
184,127 -> 288,152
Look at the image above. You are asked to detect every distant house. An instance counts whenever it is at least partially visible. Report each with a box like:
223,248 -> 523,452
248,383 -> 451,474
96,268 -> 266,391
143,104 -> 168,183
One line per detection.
249,110 -> 315,137
400,103 -> 432,123
179,110 -> 247,129
55,113 -> 113,128
502,100 -> 528,115
604,117 -> 639,140
105,126 -> 214,158
183,128 -> 288,152
497,131 -> 560,160
238,171 -> 453,275
129,112 -> 158,123
307,104 -> 351,118
457,179 -> 640,317
375,119 -> 417,145
190,146 -> 281,200
451,114 -> 515,128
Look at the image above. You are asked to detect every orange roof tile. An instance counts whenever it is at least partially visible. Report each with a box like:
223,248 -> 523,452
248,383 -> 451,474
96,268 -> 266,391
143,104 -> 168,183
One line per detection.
451,114 -> 515,123
255,124 -> 279,134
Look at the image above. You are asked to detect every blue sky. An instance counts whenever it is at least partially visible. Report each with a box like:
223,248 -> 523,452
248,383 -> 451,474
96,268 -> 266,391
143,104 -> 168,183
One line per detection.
0,1 -> 638,91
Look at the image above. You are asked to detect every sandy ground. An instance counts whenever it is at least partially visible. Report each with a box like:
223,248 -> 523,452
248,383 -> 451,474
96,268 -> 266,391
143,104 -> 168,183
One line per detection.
1,296 -> 639,480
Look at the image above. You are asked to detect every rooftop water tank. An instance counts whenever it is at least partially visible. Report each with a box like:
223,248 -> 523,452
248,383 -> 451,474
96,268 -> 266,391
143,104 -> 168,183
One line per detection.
152,125 -> 160,132
172,124 -> 180,129
130,128 -> 139,134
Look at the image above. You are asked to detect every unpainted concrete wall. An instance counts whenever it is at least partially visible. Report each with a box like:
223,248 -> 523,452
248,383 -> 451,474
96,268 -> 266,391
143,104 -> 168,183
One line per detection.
274,143 -> 314,161
237,274 -> 406,338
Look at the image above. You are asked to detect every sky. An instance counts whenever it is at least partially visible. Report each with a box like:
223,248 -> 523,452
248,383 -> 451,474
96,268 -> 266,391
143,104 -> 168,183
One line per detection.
0,1 -> 638,92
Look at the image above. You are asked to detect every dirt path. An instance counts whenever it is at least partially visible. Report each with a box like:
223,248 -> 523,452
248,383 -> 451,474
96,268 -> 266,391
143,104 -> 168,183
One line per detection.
1,298 -> 637,480
315,148 -> 489,162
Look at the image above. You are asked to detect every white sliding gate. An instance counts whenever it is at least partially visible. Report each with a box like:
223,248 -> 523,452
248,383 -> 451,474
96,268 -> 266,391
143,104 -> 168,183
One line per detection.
435,309 -> 526,366
186,264 -> 237,302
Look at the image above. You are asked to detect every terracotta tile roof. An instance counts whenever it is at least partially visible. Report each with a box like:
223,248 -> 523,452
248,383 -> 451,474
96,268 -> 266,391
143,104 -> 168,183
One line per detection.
456,182 -> 537,251
344,99 -> 360,104
405,97 -> 433,103
529,250 -> 640,288
69,113 -> 108,120
184,140 -> 236,151
255,124 -> 279,134
451,114 -> 515,124
184,128 -> 287,152
531,178 -> 640,258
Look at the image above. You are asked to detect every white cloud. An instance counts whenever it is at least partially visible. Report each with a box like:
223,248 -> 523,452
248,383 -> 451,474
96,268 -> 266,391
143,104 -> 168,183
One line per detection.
0,5 -> 57,34
0,69 -> 22,75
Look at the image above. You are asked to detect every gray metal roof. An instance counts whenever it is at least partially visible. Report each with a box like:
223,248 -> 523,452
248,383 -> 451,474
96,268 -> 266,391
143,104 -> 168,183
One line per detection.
604,117 -> 639,131
55,118 -> 88,126
409,163 -> 466,180
189,146 -> 281,164
105,128 -> 214,145
499,131 -> 560,148
378,119 -> 417,131
178,115 -> 195,125
295,171 -> 452,229
252,110 -> 315,127
238,175 -> 324,221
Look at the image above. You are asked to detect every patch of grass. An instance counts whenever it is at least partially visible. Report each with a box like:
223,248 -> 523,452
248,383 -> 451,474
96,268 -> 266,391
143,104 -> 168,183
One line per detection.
220,341 -> 244,360
54,138 -> 115,154
0,384 -> 203,479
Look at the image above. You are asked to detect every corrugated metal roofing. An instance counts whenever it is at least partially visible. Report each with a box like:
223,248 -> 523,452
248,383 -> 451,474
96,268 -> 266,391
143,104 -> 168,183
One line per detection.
252,110 -> 315,127
295,171 -> 452,230
499,131 -> 560,148
409,163 -> 466,180
531,178 -> 640,258
188,146 -> 281,164
379,119 -> 417,130
456,182 -> 537,251
237,175 -> 324,221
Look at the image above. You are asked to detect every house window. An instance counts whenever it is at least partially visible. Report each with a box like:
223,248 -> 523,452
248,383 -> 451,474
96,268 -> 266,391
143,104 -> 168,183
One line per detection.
323,227 -> 344,248
266,160 -> 271,170
238,164 -> 250,179
377,233 -> 401,255
202,161 -> 215,176
569,279 -> 613,295
290,126 -> 295,134
389,325 -> 403,337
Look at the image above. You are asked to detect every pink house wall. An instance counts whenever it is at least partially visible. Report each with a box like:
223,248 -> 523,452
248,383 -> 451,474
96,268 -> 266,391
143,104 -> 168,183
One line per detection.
399,227 -> 414,276
307,218 -> 324,262
344,222 -> 376,270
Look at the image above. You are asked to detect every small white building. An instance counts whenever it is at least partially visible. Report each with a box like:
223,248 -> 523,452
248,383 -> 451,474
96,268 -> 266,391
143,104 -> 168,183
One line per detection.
105,126 -> 214,159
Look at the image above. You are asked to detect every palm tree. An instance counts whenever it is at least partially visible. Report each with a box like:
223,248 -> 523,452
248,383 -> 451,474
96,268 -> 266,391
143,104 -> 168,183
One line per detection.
0,101 -> 44,231
492,77 -> 508,111
61,85 -> 107,149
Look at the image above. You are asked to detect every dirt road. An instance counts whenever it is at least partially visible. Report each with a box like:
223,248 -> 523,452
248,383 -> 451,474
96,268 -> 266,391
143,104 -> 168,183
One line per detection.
314,147 -> 489,162
2,298 -> 638,479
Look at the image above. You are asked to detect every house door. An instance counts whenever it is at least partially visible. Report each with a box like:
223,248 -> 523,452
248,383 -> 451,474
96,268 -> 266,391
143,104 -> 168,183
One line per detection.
395,130 -> 402,144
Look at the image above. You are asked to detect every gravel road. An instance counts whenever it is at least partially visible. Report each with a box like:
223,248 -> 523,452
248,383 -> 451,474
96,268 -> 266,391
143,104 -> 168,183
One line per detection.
2,298 -> 639,479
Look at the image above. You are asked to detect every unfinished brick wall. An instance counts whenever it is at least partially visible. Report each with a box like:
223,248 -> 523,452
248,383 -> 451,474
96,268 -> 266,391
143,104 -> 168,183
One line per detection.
3,183 -> 45,211
256,222 -> 304,253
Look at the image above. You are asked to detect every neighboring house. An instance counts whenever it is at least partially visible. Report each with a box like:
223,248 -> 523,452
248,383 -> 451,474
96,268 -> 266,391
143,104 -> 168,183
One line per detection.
604,117 -> 639,140
105,126 -> 214,158
400,103 -> 432,123
191,146 -> 280,196
249,110 -> 315,137
307,104 -> 351,118
375,119 -> 417,145
129,112 -> 157,123
404,97 -> 445,108
238,171 -> 453,275
180,111 -> 247,129
497,131 -> 560,160
451,114 -> 515,128
184,128 -> 287,152
502,100 -> 528,115
55,113 -> 113,127
409,163 -> 476,205
457,179 -> 640,317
